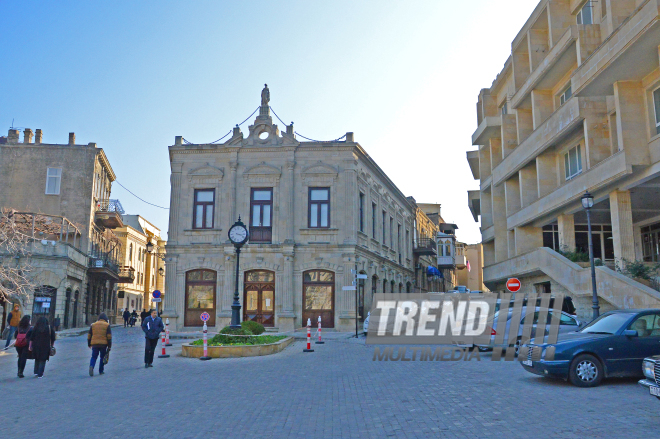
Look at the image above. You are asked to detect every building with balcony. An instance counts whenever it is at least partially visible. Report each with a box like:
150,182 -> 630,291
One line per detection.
163,87 -> 417,332
467,0 -> 660,318
410,200 -> 442,293
115,215 -> 166,316
0,129 -> 123,327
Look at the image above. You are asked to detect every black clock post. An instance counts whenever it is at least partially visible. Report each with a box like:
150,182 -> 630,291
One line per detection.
228,216 -> 249,329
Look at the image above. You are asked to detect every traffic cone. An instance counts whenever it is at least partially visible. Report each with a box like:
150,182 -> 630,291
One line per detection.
315,316 -> 324,344
303,318 -> 314,352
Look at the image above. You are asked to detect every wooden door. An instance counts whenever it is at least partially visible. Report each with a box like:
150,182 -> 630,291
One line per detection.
243,271 -> 275,327
302,270 -> 335,328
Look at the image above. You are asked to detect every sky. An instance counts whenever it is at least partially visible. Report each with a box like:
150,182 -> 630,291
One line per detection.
0,0 -> 539,244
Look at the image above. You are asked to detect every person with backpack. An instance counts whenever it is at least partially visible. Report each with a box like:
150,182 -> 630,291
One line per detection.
27,317 -> 56,378
14,315 -> 32,378
141,309 -> 164,368
88,313 -> 112,376
4,303 -> 22,350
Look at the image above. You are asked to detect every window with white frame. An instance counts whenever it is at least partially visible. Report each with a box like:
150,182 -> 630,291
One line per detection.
560,85 -> 572,106
576,2 -> 593,25
564,145 -> 583,180
653,87 -> 660,135
45,168 -> 62,194
501,102 -> 508,116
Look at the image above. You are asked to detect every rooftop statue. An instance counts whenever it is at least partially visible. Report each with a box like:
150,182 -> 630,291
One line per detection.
261,84 -> 270,107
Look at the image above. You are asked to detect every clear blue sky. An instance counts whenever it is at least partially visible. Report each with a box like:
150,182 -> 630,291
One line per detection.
1,0 -> 538,243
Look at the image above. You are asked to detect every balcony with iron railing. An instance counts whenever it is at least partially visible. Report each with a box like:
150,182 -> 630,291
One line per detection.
88,224 -> 122,280
95,199 -> 124,229
413,238 -> 437,256
118,266 -> 136,284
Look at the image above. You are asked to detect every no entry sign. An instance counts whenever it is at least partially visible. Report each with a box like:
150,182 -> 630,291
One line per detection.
200,312 -> 210,322
506,278 -> 521,293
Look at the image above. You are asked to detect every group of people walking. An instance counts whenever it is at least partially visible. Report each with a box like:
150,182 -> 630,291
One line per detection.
4,303 -> 165,378
4,304 -> 56,378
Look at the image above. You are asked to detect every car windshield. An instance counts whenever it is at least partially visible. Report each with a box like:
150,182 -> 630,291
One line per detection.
579,313 -> 632,334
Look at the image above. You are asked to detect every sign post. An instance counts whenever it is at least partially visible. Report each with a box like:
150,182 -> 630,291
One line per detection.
200,312 -> 211,361
152,290 -> 162,315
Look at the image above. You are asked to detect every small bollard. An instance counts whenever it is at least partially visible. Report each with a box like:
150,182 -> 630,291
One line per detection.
315,315 -> 324,344
165,318 -> 172,346
303,318 -> 314,352
158,331 -> 170,358
200,321 -> 212,361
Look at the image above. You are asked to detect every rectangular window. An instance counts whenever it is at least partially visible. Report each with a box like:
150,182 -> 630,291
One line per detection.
576,3 -> 593,25
501,102 -> 508,116
560,85 -> 572,106
397,224 -> 401,253
564,145 -> 583,180
45,168 -> 62,195
250,188 -> 273,242
193,189 -> 215,229
359,193 -> 365,233
653,88 -> 660,135
390,217 -> 393,247
372,203 -> 377,239
382,211 -> 387,243
309,188 -> 330,228
542,225 -> 560,251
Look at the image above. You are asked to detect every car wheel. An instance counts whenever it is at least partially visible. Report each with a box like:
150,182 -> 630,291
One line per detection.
569,354 -> 603,387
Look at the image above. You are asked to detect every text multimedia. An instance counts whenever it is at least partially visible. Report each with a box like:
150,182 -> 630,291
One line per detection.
372,346 -> 481,361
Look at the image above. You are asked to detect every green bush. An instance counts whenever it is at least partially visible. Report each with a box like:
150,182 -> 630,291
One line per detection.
241,320 -> 265,335
616,259 -> 660,280
558,247 -> 590,263
192,334 -> 287,347
219,326 -> 253,336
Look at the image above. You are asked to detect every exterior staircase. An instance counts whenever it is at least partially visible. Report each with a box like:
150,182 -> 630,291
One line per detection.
483,247 -> 660,319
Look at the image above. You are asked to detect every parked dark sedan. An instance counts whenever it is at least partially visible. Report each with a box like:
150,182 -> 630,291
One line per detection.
519,309 -> 660,387
639,355 -> 660,399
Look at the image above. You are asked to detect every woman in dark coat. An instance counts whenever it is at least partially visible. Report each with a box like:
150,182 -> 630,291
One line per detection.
27,316 -> 56,378
14,315 -> 32,378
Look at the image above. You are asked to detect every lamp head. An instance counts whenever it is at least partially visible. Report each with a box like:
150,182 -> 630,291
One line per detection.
581,191 -> 594,210
146,241 -> 154,253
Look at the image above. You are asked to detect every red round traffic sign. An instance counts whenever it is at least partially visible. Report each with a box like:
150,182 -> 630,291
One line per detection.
200,312 -> 210,322
506,278 -> 521,293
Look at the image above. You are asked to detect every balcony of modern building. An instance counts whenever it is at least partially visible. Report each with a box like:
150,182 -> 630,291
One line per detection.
572,0 -> 660,97
94,198 -> 124,229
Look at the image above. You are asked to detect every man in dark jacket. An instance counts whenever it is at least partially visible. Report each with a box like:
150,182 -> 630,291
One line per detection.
122,309 -> 130,327
88,313 -> 112,376
141,309 -> 164,368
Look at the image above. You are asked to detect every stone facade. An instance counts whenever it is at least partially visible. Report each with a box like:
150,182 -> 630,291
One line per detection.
164,91 -> 416,332
466,0 -> 660,319
0,129 -> 123,328
115,215 -> 166,316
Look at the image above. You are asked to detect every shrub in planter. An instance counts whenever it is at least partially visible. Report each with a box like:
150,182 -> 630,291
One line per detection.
241,320 -> 265,335
616,259 -> 660,281
220,326 -> 253,336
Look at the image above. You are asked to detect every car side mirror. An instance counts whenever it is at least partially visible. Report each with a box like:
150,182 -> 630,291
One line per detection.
622,329 -> 638,337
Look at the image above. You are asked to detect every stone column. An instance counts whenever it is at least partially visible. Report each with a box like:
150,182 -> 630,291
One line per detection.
339,254 -> 355,331
505,176 -> 521,216
227,161 -> 238,227
278,247 -> 295,332
286,160 -> 296,242
515,226 -> 543,255
220,247 -> 235,325
168,164 -> 183,244
536,150 -> 557,198
614,81 -> 650,166
492,184 -> 508,262
162,256 -> 178,317
610,190 -> 636,264
343,161 -> 358,245
557,214 -> 575,252
519,165 -> 538,208
531,90 -> 553,129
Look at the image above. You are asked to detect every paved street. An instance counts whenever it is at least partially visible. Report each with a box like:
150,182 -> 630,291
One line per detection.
0,326 -> 657,438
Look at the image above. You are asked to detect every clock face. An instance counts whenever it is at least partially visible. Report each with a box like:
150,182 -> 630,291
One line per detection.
229,225 -> 248,243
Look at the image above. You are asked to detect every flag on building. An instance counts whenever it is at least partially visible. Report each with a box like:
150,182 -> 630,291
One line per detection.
466,260 -> 471,272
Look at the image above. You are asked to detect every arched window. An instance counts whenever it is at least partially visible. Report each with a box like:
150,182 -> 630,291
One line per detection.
399,283 -> 403,294
383,279 -> 387,294
184,270 -> 217,327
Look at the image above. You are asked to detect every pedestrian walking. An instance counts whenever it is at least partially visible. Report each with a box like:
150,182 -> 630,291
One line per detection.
14,315 -> 32,378
140,309 -> 148,322
4,303 -> 21,350
27,317 -> 56,378
88,313 -> 112,376
122,309 -> 130,328
141,309 -> 164,368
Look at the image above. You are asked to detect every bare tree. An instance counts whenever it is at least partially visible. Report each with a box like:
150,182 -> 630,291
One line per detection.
0,209 -> 42,305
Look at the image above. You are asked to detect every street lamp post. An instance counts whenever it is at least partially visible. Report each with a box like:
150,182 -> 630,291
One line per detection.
581,191 -> 600,319
228,217 -> 249,329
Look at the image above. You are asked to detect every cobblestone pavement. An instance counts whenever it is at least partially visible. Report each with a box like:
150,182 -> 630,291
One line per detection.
0,327 -> 657,438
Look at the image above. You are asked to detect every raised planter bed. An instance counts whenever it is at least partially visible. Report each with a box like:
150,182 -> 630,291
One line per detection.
181,336 -> 294,358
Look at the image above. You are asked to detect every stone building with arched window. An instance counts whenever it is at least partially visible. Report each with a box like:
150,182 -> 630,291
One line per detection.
163,88 -> 422,332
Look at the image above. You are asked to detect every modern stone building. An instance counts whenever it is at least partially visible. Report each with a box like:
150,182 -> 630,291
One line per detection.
467,0 -> 660,318
0,129 -> 129,328
163,87 -> 417,332
115,215 -> 166,315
